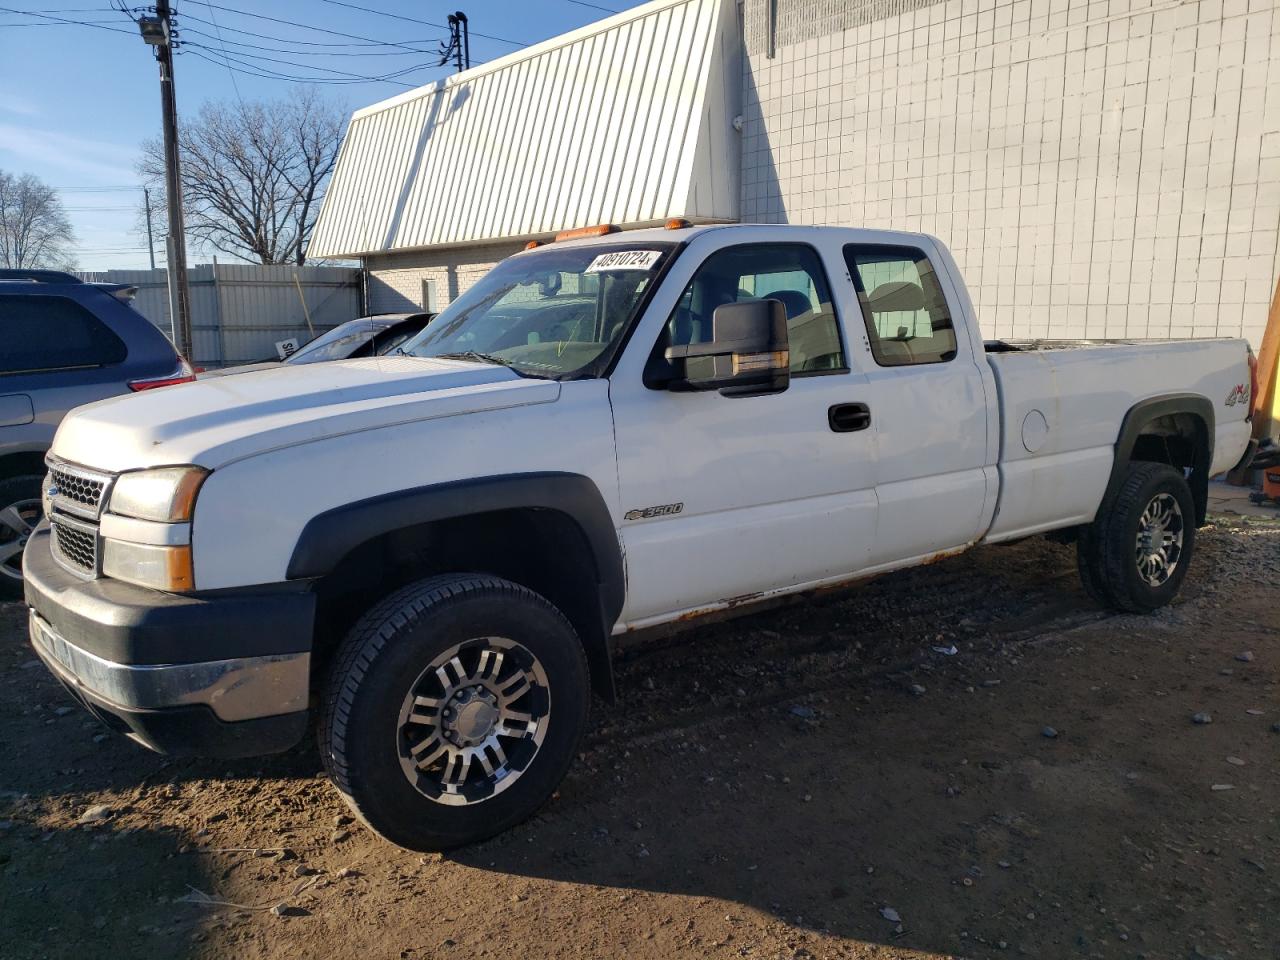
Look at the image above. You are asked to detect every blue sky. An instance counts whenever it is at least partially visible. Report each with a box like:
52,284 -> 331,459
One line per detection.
0,1 -> 645,270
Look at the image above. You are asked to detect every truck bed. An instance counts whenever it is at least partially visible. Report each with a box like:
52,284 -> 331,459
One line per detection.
981,337 -> 1253,543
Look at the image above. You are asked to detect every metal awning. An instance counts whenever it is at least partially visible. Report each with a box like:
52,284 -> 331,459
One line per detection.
308,0 -> 739,259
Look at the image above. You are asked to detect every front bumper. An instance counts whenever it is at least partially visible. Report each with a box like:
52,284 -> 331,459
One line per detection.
24,526 -> 313,758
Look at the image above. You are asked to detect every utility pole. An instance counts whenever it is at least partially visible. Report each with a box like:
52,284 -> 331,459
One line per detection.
137,0 -> 193,358
143,186 -> 156,271
439,12 -> 470,72
456,12 -> 469,71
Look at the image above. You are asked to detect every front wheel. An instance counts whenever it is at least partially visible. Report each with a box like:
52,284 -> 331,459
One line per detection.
319,574 -> 590,850
1077,462 -> 1196,613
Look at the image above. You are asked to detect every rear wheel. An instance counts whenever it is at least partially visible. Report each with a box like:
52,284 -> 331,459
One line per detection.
319,573 -> 589,850
1077,462 -> 1195,613
0,475 -> 43,601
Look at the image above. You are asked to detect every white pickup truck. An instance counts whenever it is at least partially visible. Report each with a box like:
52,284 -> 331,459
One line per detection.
24,223 -> 1255,850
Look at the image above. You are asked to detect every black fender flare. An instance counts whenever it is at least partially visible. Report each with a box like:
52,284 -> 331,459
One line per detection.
1104,394 -> 1214,524
286,472 -> 625,697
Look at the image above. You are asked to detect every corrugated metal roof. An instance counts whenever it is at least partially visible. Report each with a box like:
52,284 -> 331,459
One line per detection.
308,0 -> 739,259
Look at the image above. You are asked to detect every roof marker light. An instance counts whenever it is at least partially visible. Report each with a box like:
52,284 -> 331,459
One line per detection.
553,224 -> 620,242
665,218 -> 692,230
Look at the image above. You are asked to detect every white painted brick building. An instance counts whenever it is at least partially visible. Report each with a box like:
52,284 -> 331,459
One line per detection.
312,0 -> 1280,349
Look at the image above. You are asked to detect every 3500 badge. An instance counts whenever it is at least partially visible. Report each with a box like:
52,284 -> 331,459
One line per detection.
624,503 -> 684,521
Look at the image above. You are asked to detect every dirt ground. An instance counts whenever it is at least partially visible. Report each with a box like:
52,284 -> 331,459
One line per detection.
2,511 -> 1278,960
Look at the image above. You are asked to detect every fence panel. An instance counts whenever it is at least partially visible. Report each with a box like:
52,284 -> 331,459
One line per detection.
76,264 -> 363,368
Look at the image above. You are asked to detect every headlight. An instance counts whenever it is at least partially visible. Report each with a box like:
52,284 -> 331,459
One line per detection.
109,466 -> 208,522
102,540 -> 194,592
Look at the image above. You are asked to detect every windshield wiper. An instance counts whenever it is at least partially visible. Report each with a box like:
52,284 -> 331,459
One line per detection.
434,350 -> 514,368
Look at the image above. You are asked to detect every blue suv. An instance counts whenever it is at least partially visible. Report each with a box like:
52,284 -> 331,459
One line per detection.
0,269 -> 192,598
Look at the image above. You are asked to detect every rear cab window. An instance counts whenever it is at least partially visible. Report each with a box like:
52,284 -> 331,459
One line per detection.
0,294 -> 127,375
842,245 -> 957,366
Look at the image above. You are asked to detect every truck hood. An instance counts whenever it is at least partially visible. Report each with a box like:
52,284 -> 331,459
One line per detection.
52,356 -> 560,472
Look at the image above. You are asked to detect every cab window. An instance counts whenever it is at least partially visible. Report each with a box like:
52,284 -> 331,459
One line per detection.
658,244 -> 846,376
842,244 -> 957,366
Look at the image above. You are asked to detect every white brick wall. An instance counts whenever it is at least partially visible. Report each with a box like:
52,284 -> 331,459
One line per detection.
364,242 -> 527,315
741,0 -> 1280,348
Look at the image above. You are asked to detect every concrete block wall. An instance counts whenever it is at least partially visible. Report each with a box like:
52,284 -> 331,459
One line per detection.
364,241 -> 527,315
740,0 -> 1280,348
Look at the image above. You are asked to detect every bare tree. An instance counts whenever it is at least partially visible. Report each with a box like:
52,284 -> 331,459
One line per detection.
139,88 -> 345,265
0,170 -> 75,269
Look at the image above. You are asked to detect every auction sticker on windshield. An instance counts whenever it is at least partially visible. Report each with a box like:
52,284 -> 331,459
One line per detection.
584,250 -> 662,273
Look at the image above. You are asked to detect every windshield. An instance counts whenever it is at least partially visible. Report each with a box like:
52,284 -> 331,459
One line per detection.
286,318 -> 383,364
399,243 -> 674,379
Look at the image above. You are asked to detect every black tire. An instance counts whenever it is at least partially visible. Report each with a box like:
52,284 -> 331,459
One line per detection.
319,573 -> 589,851
0,474 -> 44,601
1074,523 -> 1111,607
1076,462 -> 1196,613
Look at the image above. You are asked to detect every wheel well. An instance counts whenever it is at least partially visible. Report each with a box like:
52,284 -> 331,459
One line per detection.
1127,412 -> 1210,524
0,451 -> 47,481
308,508 -> 615,702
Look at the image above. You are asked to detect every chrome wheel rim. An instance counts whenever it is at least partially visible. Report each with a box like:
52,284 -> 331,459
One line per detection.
1134,493 -> 1184,587
397,637 -> 549,806
0,498 -> 41,583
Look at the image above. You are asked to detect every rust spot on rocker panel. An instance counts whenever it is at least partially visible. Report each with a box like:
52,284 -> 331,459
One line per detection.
622,545 -> 974,636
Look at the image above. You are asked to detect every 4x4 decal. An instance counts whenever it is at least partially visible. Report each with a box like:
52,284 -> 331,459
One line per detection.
1225,383 -> 1249,407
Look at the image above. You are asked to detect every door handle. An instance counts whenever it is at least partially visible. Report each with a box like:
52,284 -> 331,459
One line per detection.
828,402 -> 871,433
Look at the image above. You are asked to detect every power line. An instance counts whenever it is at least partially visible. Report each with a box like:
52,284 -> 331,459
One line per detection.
561,0 -> 621,12
198,0 -> 244,103
180,25 -> 431,57
315,0 -> 523,47
54,185 -> 140,192
183,47 -> 426,86
0,5 -> 133,33
183,40 -> 432,85
4,5 -> 118,11
177,11 -> 440,49
0,17 -> 123,25
192,2 -> 454,56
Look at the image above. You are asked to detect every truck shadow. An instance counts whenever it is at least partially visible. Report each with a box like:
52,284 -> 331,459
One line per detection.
447,530 -> 1230,954
0,525 -> 1243,958
0,598 -> 322,800
0,814 -> 215,960
442,538 -> 1125,954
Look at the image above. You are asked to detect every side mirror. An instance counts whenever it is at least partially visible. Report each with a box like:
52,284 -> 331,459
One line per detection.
664,299 -> 790,397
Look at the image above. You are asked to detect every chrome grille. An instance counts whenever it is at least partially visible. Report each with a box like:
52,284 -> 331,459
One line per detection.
49,467 -> 105,510
51,515 -> 99,576
45,458 -> 114,521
